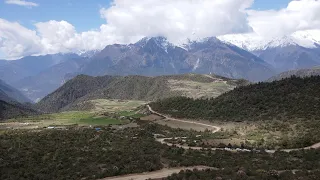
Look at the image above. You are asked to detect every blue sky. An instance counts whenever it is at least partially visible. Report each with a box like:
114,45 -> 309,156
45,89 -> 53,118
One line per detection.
252,0 -> 291,10
0,0 -> 290,33
0,0 -> 112,32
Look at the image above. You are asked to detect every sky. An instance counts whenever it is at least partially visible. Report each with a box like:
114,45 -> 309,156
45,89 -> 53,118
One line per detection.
1,0 -> 320,59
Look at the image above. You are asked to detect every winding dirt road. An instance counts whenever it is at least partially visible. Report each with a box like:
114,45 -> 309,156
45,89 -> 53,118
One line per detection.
102,166 -> 214,180
147,105 -> 221,133
101,106 -> 320,180
147,105 -> 320,153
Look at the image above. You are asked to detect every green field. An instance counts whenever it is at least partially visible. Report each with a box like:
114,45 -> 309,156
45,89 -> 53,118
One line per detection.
79,117 -> 125,125
2,99 -> 148,129
117,111 -> 145,118
5,111 -> 126,127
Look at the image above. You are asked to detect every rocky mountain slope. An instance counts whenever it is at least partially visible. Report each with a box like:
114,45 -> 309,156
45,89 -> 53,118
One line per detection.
37,74 -> 249,112
80,37 -> 275,81
268,66 -> 320,82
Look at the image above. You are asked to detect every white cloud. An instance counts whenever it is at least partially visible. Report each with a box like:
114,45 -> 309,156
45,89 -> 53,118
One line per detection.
247,0 -> 320,38
5,0 -> 38,7
100,0 -> 254,43
1,0 -> 320,59
0,19 -> 42,59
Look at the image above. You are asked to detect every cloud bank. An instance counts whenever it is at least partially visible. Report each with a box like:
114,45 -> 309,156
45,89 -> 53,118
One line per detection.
1,0 -> 320,59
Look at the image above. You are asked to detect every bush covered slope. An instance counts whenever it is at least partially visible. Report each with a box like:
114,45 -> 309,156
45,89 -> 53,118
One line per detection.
37,74 -> 248,112
150,76 -> 320,121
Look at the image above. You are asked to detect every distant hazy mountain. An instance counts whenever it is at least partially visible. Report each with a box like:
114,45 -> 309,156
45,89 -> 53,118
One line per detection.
0,79 -> 30,103
218,30 -> 320,72
268,66 -> 320,82
37,73 -> 249,113
12,58 -> 88,102
0,53 -> 82,84
252,45 -> 320,72
81,37 -> 275,81
0,79 -> 37,120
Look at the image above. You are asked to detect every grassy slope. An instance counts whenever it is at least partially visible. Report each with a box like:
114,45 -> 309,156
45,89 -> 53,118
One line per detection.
37,74 -> 248,113
7,111 -> 124,126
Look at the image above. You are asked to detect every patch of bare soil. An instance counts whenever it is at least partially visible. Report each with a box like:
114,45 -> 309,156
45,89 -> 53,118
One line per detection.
155,119 -> 214,132
140,114 -> 163,121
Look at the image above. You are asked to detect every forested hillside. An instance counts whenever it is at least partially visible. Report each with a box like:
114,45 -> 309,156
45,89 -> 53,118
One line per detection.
37,74 -> 248,112
150,76 -> 320,121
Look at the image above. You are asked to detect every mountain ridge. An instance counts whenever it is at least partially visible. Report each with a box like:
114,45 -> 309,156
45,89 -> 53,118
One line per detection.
268,67 -> 320,82
37,73 -> 249,113
80,36 -> 275,81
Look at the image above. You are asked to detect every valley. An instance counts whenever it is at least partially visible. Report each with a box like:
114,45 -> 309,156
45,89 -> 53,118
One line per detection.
1,75 -> 320,179
2,1 -> 320,179
1,73 -> 320,180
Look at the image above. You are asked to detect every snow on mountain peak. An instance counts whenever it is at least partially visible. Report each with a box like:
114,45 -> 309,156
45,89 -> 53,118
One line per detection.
218,29 -> 320,51
136,36 -> 173,53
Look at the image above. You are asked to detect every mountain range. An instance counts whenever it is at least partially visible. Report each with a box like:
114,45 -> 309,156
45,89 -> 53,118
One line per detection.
1,30 -> 320,102
0,53 -> 89,102
218,30 -> 320,72
80,37 -> 274,81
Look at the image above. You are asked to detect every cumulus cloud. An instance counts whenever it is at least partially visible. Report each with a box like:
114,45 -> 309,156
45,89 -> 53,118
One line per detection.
0,19 -> 42,59
5,0 -> 39,7
100,0 -> 253,43
1,0 -> 320,59
248,0 -> 320,37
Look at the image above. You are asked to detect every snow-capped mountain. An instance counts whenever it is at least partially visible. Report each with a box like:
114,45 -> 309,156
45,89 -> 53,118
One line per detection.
217,30 -> 320,51
218,30 -> 320,72
80,36 -> 275,81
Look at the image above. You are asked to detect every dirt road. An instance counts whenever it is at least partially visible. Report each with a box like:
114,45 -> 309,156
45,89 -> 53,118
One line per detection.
147,105 -> 221,133
147,105 -> 320,153
102,166 -> 213,180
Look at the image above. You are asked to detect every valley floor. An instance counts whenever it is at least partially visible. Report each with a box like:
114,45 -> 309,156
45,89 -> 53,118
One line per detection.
1,101 -> 320,180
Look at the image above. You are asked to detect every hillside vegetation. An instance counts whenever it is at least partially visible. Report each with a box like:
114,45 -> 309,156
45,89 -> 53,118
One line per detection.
150,76 -> 320,121
1,124 -> 320,180
0,100 -> 38,120
37,74 -> 248,112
